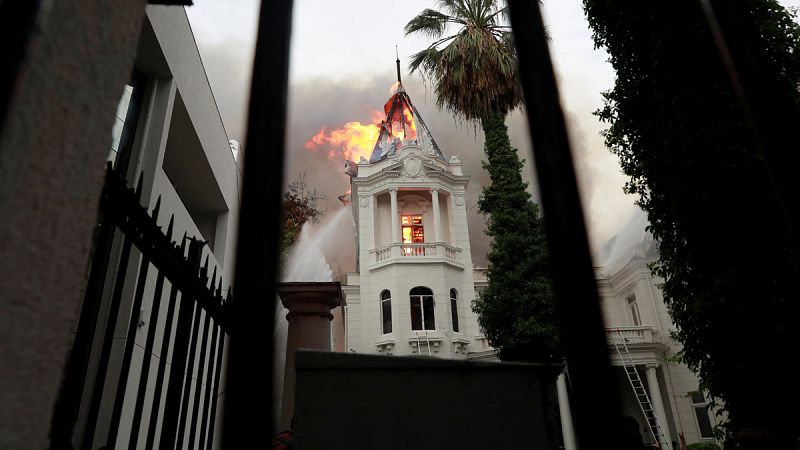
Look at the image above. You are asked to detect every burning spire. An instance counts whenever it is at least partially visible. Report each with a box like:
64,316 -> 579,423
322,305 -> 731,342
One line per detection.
304,56 -> 445,165
368,56 -> 444,163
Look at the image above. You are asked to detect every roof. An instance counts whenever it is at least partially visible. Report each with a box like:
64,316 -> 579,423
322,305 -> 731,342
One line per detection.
368,84 -> 446,163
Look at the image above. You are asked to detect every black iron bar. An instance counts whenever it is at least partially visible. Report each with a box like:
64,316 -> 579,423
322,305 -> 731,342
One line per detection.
49,165 -> 118,449
80,176 -> 143,450
160,298 -> 195,447
128,216 -> 173,449
175,304 -> 202,449
144,250 -> 183,450
223,0 -> 293,444
176,257 -> 209,449
161,238 -> 204,448
505,1 -> 626,448
103,176 -> 227,330
188,298 -> 213,449
206,322 -> 227,450
198,319 -> 220,450
106,197 -> 161,446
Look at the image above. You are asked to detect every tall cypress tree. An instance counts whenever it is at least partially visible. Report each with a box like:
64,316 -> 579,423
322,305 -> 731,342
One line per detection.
474,113 -> 560,363
584,1 -> 800,444
405,0 -> 560,364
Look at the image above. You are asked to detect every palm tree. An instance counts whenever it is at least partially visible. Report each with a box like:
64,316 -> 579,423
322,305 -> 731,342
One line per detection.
405,0 -> 560,365
405,0 -> 520,126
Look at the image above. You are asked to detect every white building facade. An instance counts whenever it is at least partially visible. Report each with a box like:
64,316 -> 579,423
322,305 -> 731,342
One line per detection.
596,252 -> 721,449
549,217 -> 722,449
342,84 -> 489,359
67,6 -> 241,449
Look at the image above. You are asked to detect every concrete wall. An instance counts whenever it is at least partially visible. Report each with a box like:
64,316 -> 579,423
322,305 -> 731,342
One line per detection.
60,7 -> 241,449
293,351 -> 554,450
0,1 -> 148,447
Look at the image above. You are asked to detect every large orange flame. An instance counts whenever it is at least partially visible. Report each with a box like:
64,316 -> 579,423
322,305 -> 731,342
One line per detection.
305,104 -> 418,162
305,122 -> 379,162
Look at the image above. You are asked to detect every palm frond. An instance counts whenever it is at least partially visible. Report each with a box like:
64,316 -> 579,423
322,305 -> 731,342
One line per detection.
404,9 -> 453,39
405,0 -> 522,121
408,47 -> 443,77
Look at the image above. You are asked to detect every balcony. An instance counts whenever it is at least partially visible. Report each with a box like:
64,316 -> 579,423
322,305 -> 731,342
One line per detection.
370,242 -> 462,268
606,326 -> 659,345
606,326 -> 668,366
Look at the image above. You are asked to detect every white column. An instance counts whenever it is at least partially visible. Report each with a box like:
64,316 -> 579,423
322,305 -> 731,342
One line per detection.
389,188 -> 400,244
645,364 -> 672,446
431,188 -> 441,243
556,373 -> 577,450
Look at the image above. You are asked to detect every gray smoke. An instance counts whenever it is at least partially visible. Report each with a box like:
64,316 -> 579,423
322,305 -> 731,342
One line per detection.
197,45 -> 639,270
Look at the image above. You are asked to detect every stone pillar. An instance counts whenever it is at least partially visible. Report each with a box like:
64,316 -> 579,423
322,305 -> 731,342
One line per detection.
431,188 -> 442,243
645,364 -> 672,446
277,282 -> 342,430
556,373 -> 577,450
390,188 -> 400,243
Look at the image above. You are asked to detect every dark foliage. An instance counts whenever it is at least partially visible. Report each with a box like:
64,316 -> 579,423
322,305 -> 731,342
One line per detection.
584,0 -> 800,443
280,174 -> 324,254
473,113 -> 560,363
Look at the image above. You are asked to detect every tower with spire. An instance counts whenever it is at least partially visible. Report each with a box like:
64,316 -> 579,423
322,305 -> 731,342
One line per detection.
341,61 -> 490,358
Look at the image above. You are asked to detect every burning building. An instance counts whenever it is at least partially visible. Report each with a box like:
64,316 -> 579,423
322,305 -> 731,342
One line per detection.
339,60 -> 492,359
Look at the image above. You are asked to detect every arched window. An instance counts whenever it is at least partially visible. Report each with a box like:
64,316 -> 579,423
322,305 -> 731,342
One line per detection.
410,287 -> 435,330
380,290 -> 392,334
450,288 -> 460,332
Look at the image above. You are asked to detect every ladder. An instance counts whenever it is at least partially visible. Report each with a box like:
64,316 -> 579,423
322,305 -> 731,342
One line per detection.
414,331 -> 432,356
611,331 -> 671,450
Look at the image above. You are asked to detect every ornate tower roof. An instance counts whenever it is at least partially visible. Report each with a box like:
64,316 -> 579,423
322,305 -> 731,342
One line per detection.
368,58 -> 445,163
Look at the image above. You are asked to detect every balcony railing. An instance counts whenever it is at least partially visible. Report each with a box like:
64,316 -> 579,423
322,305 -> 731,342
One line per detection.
371,242 -> 461,263
605,326 -> 658,345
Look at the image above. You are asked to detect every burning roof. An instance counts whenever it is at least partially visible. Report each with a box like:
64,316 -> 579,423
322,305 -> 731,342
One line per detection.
368,83 -> 445,163
304,58 -> 446,165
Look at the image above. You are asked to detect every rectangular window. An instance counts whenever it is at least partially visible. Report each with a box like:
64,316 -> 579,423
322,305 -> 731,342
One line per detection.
690,391 -> 714,438
450,289 -> 459,332
108,70 -> 146,174
401,215 -> 425,243
410,293 -> 435,330
381,297 -> 392,334
627,294 -> 642,326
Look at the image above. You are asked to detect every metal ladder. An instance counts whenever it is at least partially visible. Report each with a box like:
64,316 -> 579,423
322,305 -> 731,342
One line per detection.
611,331 -> 671,449
414,330 -> 432,356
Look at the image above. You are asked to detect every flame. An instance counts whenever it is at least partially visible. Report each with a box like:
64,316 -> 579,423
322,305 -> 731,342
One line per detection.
305,110 -> 384,162
305,99 -> 419,162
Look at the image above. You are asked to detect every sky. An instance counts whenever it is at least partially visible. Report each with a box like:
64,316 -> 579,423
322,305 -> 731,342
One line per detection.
184,0 -> 800,268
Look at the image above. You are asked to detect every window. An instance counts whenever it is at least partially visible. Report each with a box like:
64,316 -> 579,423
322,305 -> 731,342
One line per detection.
627,294 -> 641,326
401,215 -> 425,244
380,290 -> 392,334
450,288 -> 460,332
690,391 -> 714,438
410,287 -> 435,330
108,70 -> 146,174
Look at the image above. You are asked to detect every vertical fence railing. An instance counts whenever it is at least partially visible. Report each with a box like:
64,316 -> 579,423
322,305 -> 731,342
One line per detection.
50,165 -> 232,450
507,1 -> 626,449
222,0 -> 293,445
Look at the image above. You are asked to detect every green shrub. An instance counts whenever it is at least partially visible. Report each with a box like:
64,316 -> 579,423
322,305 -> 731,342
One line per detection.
687,443 -> 721,450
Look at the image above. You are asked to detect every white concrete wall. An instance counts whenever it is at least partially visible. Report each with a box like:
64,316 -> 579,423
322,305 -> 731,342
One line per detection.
76,7 -> 240,449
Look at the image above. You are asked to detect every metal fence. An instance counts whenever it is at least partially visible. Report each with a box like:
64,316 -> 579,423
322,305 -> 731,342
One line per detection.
50,165 -> 231,450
